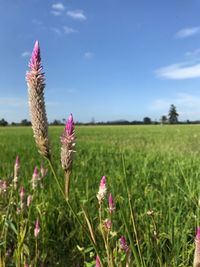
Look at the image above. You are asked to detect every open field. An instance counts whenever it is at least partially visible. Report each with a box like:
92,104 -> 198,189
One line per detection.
1,125 -> 200,266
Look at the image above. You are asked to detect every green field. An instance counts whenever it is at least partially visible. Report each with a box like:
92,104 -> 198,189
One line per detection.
1,125 -> 200,266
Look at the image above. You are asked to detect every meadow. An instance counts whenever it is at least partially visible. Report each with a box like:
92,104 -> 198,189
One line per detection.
1,124 -> 200,266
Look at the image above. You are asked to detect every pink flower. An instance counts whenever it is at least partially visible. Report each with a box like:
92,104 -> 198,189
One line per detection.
103,219 -> 112,231
40,164 -> 48,179
0,180 -> 7,193
119,236 -> 129,254
13,155 -> 20,187
20,186 -> 25,201
27,195 -> 33,207
32,166 -> 39,189
65,113 -> 74,135
97,176 -> 107,205
108,193 -> 115,213
28,40 -> 41,70
95,255 -> 101,267
34,218 -> 40,238
194,227 -> 200,267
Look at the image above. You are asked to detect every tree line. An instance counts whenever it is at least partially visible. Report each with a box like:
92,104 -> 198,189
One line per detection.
0,104 -> 199,126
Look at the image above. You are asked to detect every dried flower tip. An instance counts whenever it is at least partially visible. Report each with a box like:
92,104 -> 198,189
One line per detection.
108,193 -> 115,213
34,218 -> 40,238
147,210 -> 154,216
27,195 -> 33,207
26,40 -> 51,159
95,255 -> 101,267
97,176 -> 107,205
119,236 -> 129,254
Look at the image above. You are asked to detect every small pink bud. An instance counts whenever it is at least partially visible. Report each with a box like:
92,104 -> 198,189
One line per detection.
103,219 -> 112,231
119,236 -> 129,254
0,180 -> 7,193
34,218 -> 40,238
108,193 -> 115,213
20,186 -> 25,201
27,195 -> 32,207
95,255 -> 101,267
32,166 -> 39,189
97,176 -> 107,205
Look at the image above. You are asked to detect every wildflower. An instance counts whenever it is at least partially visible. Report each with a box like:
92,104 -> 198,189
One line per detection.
26,40 -> 51,159
0,180 -> 7,193
95,255 -> 101,267
13,155 -> 20,188
34,218 -> 40,238
108,193 -> 115,213
60,114 -> 76,198
27,195 -> 33,207
60,114 -> 75,171
119,236 -> 129,254
194,227 -> 200,267
147,210 -> 154,216
40,164 -> 48,179
103,219 -> 112,231
20,186 -> 25,209
97,176 -> 107,205
32,166 -> 39,190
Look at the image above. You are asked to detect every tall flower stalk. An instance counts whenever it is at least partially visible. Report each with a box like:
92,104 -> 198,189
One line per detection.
26,40 -> 51,160
60,114 -> 75,199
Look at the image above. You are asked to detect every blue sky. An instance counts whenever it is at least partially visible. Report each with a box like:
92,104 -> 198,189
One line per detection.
1,0 -> 200,123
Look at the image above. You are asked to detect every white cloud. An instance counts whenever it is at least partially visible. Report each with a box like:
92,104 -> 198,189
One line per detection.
51,3 -> 65,16
63,26 -> 77,34
67,10 -> 86,21
175,26 -> 200,38
51,27 -> 62,35
52,3 -> 65,11
150,93 -> 200,120
21,51 -> 31,58
84,52 -> 94,59
156,63 -> 200,80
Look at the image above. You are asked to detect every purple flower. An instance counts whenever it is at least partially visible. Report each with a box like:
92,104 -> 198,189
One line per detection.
119,236 -> 129,254
40,164 -> 48,179
97,176 -> 107,205
65,113 -> 74,135
0,180 -> 7,193
103,218 -> 112,231
13,155 -> 20,187
20,186 -> 25,201
108,193 -> 115,213
34,218 -> 40,238
95,255 -> 101,267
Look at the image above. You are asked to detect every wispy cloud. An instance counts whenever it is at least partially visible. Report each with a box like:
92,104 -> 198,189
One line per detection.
156,63 -> 200,80
21,51 -> 31,58
84,51 -> 94,59
32,19 -> 42,25
150,93 -> 200,119
51,2 -> 65,16
63,26 -> 77,34
0,97 -> 27,107
175,26 -> 200,38
67,10 -> 86,21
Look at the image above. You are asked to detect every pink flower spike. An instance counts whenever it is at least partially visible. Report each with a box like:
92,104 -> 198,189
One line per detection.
119,236 -> 129,254
108,193 -> 115,213
34,218 -> 40,238
103,219 -> 112,231
32,166 -> 39,189
27,195 -> 33,207
20,186 -> 25,201
196,227 -> 200,239
97,176 -> 107,205
95,255 -> 101,267
65,114 -> 74,136
29,40 -> 41,69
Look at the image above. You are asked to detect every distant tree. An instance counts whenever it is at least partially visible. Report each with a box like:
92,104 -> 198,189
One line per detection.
160,115 -> 168,125
168,104 -> 179,124
0,118 -> 8,126
51,119 -> 62,125
143,117 -> 152,124
21,119 -> 31,126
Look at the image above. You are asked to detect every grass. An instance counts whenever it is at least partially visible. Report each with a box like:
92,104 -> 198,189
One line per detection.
1,124 -> 200,266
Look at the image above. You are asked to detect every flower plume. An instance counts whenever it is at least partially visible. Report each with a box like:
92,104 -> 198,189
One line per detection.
26,40 -> 50,159
97,176 -> 107,205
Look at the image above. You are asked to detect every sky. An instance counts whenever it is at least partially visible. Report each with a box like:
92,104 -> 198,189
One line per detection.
1,0 -> 200,123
